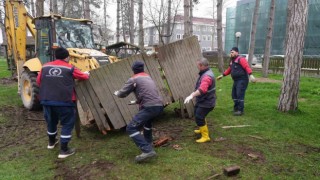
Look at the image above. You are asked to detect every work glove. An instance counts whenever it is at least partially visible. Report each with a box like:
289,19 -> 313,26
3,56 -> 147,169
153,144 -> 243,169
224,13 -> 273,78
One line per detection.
217,75 -> 223,80
84,71 -> 90,75
113,91 -> 120,96
128,100 -> 137,105
249,75 -> 256,83
184,94 -> 193,104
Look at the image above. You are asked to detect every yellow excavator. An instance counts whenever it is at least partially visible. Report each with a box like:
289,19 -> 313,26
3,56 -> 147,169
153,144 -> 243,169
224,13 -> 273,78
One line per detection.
4,0 -> 116,110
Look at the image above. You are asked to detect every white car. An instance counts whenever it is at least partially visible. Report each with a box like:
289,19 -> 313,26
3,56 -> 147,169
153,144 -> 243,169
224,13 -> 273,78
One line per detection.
239,54 -> 258,66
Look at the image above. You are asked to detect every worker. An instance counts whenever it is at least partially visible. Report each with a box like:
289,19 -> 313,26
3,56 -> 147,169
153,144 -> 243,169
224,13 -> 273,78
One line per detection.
36,47 -> 90,159
216,47 -> 256,116
113,60 -> 164,163
184,57 -> 216,143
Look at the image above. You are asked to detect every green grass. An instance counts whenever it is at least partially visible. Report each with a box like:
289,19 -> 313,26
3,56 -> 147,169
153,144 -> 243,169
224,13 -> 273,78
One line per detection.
0,59 -> 319,179
0,58 -> 22,108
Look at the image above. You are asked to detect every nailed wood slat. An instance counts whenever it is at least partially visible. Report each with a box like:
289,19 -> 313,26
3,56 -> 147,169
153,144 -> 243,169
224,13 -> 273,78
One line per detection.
75,84 -> 93,125
94,67 -> 126,129
78,81 -> 107,133
87,70 -> 117,129
99,64 -> 128,125
84,80 -> 110,131
158,42 -> 181,101
105,62 -> 133,124
175,39 -> 195,117
118,56 -> 139,120
142,53 -> 172,105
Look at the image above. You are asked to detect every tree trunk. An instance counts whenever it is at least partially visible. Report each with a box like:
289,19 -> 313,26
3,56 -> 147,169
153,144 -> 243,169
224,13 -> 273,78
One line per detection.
189,0 -> 193,36
183,0 -> 190,38
262,0 -> 275,78
248,0 -> 260,68
62,0 -> 66,16
217,0 -> 224,73
121,0 -> 128,42
212,0 -> 216,50
103,0 -> 107,44
116,0 -> 120,43
49,0 -> 53,14
129,0 -> 135,44
53,0 -> 58,14
36,0 -> 44,17
30,0 -> 35,17
84,0 -> 90,19
138,0 -> 144,51
166,0 -> 172,44
278,0 -> 308,112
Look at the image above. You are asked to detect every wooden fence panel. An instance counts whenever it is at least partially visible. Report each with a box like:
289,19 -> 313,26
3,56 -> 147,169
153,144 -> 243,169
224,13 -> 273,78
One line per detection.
157,36 -> 202,117
76,37 -> 203,132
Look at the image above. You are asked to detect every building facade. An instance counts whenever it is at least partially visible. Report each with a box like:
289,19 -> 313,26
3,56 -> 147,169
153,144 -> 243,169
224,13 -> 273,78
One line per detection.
141,15 -> 225,52
225,0 -> 320,55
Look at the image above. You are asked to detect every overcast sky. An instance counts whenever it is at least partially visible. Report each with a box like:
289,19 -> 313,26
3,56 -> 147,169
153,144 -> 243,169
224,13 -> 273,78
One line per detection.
105,0 -> 235,31
0,0 -> 236,43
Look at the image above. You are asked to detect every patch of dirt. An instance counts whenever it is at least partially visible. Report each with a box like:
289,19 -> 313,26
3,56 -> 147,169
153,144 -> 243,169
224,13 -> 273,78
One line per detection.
54,159 -> 115,180
255,77 -> 281,83
285,143 -> 320,156
214,143 -> 266,164
0,106 -> 45,151
0,77 -> 16,85
271,164 -> 294,175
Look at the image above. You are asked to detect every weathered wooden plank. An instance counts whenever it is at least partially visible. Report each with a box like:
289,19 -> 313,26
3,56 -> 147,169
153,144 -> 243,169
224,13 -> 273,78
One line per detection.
75,83 -> 93,125
118,57 -> 139,120
142,53 -> 172,105
175,38 -> 198,117
78,81 -> 107,133
94,67 -> 127,129
106,61 -> 136,124
158,42 -> 182,101
87,69 -> 114,130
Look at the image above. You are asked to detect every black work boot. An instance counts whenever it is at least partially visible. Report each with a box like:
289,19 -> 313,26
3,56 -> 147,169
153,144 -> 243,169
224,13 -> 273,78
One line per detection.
135,150 -> 157,163
233,111 -> 243,116
47,135 -> 59,149
58,142 -> 75,159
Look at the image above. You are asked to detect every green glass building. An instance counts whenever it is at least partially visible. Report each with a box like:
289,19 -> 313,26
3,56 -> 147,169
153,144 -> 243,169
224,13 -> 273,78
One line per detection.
225,0 -> 320,55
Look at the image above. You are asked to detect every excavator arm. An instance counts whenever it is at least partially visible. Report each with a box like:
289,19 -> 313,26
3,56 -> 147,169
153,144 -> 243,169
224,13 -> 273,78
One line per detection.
4,0 -> 41,110
5,0 -> 36,74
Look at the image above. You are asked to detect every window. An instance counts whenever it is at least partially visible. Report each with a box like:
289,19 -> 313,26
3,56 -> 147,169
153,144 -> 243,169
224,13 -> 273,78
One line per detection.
207,35 -> 212,41
176,34 -> 182,40
197,25 -> 201,31
195,35 -> 200,41
193,25 -> 197,31
202,35 -> 207,41
202,26 -> 206,31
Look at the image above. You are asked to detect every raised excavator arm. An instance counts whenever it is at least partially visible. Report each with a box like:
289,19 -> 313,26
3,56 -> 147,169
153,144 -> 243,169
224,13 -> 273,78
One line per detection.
5,0 -> 36,73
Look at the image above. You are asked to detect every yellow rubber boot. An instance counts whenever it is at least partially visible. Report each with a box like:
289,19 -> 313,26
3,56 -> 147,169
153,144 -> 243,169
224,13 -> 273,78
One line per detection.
196,125 -> 210,143
194,119 -> 207,134
194,129 -> 201,134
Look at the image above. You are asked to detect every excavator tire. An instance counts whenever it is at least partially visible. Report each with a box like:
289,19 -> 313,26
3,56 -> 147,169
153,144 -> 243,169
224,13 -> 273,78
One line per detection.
20,71 -> 41,111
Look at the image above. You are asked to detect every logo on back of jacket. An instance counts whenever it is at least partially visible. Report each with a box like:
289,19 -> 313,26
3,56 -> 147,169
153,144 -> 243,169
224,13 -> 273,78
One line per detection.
47,67 -> 63,77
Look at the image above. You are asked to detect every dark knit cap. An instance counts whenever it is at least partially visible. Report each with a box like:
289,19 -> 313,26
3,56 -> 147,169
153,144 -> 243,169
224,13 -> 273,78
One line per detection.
55,47 -> 69,59
132,61 -> 144,74
231,47 -> 239,52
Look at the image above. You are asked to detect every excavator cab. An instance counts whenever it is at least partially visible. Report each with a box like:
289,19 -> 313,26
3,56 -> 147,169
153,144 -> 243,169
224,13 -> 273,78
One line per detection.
34,16 -> 104,66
